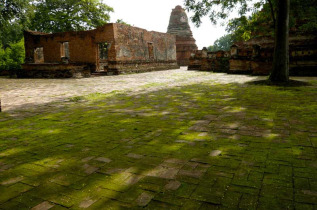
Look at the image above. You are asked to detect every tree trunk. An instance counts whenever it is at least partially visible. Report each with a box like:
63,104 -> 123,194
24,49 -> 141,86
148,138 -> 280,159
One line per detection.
267,0 -> 276,29
269,0 -> 290,82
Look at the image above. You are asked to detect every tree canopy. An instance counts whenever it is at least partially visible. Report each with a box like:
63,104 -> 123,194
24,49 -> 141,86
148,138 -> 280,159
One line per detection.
0,0 -> 33,47
29,0 -> 113,33
185,0 -> 316,82
0,39 -> 25,71
0,0 -> 114,72
0,0 -> 31,25
0,0 -> 114,45
185,0 -> 265,27
208,34 -> 234,52
225,0 -> 317,42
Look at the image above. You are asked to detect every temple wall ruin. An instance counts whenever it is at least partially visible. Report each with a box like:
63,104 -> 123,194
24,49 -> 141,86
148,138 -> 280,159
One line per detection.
189,35 -> 317,76
167,6 -> 198,66
24,24 -> 116,64
21,23 -> 178,78
188,48 -> 230,72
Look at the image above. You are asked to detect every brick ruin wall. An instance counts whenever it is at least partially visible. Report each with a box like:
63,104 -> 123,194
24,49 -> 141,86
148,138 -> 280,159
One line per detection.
229,36 -> 317,76
167,6 -> 198,66
22,24 -> 116,78
189,36 -> 317,76
175,37 -> 198,66
21,23 -> 178,78
188,49 -> 230,73
25,25 -> 117,65
109,24 -> 178,74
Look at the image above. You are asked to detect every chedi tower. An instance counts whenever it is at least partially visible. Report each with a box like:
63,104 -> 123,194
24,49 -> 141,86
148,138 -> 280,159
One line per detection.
167,5 -> 198,66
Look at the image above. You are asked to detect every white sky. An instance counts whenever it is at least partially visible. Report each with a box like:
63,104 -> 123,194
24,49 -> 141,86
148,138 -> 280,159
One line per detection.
103,0 -> 236,49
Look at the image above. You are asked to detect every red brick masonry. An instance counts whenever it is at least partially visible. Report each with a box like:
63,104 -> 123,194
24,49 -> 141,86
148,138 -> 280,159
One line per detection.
22,23 -> 179,78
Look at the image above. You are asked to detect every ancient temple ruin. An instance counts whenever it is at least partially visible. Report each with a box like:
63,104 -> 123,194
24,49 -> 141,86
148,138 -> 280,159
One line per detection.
167,6 -> 198,66
229,36 -> 317,76
188,35 -> 317,76
188,48 -> 230,72
21,23 -> 178,78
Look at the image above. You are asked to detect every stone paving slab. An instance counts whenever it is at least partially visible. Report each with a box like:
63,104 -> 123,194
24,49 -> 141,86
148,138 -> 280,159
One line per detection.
0,68 -> 316,209
0,67 -> 263,112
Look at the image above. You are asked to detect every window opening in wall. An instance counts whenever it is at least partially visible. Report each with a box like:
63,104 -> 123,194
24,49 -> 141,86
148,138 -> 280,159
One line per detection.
148,42 -> 154,59
231,47 -> 238,56
34,47 -> 44,63
61,42 -> 69,58
99,42 -> 109,60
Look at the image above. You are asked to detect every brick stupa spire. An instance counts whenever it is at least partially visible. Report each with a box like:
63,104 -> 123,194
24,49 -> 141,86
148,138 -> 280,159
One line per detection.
167,5 -> 198,66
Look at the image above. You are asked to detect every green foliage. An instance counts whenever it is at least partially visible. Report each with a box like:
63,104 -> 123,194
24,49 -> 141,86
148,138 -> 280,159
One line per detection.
290,0 -> 317,33
0,0 -> 34,47
0,1 -> 32,71
1,22 -> 24,48
207,46 -> 215,52
116,19 -> 130,26
184,0 -> 262,27
0,0 -> 113,71
227,12 -> 274,42
208,34 -> 234,51
0,0 -> 31,25
0,39 -> 25,71
30,0 -> 113,33
185,0 -> 316,39
226,0 -> 317,42
184,0 -> 277,42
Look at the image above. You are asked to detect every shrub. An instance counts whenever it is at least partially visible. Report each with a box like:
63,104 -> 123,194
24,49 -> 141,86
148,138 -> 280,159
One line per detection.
0,39 -> 25,71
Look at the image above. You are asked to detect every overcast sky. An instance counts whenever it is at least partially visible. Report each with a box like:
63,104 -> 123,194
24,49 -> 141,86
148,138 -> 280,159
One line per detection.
103,0 -> 236,49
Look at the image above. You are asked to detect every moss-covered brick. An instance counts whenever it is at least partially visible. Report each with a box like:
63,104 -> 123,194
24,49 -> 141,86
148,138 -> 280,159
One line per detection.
0,71 -> 316,208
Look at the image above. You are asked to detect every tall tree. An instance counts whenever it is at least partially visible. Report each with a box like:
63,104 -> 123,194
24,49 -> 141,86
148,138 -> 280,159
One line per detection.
0,0 -> 29,24
226,0 -> 317,41
270,0 -> 289,82
185,0 -> 291,82
0,0 -> 114,71
209,34 -> 234,51
0,0 -> 33,47
30,0 -> 113,33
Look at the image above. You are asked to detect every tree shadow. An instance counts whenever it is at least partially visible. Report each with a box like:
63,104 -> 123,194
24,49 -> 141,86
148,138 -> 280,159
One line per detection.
0,81 -> 316,209
247,79 -> 312,87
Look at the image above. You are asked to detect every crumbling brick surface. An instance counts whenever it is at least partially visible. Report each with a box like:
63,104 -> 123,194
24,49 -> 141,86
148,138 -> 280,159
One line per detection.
229,36 -> 317,76
20,64 -> 91,78
167,6 -> 198,66
188,48 -> 230,72
110,24 -> 178,74
189,35 -> 317,76
22,23 -> 178,78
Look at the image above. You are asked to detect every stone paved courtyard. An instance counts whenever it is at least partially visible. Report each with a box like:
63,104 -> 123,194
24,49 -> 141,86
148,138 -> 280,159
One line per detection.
0,68 -> 316,209
0,68 -> 263,112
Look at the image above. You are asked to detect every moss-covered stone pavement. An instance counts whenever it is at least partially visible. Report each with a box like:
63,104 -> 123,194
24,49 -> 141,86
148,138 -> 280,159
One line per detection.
0,69 -> 316,209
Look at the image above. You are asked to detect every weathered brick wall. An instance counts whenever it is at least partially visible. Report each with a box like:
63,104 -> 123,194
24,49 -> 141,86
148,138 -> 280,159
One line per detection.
113,24 -> 176,62
24,24 -> 115,65
175,37 -> 198,66
229,35 -> 317,76
23,23 -> 179,77
167,6 -> 198,66
189,36 -> 316,76
20,64 -> 90,78
188,49 -> 230,72
250,61 -> 272,75
95,24 -> 116,61
110,24 -> 178,74
229,59 -> 252,74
